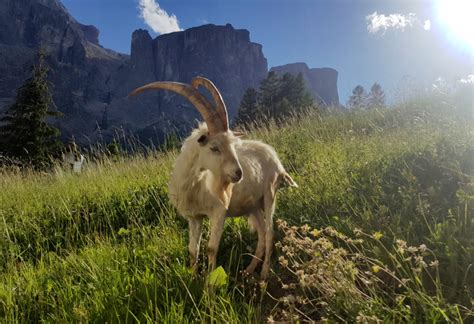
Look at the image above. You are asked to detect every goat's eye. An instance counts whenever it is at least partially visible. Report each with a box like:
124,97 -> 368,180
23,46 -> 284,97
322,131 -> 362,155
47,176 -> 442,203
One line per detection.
210,146 -> 220,153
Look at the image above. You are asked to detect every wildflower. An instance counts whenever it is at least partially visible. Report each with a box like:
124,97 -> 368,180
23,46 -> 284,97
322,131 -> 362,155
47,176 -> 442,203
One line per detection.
353,228 -> 363,237
407,246 -> 418,253
396,239 -> 407,253
418,244 -> 427,252
300,224 -> 311,234
372,231 -> 383,240
279,256 -> 289,268
325,226 -> 337,236
429,260 -> 439,267
281,294 -> 295,305
371,265 -> 381,273
311,228 -> 321,237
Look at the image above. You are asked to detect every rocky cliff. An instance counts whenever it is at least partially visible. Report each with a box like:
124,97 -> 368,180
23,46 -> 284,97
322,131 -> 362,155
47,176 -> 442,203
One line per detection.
0,0 -> 268,144
271,63 -> 339,106
0,0 -> 338,146
108,24 -> 268,142
0,0 -> 127,143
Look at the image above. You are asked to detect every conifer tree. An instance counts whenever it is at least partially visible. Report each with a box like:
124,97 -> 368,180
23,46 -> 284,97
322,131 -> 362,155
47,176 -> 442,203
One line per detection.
259,71 -> 281,117
235,87 -> 259,125
0,51 -> 62,167
236,71 -> 315,124
367,83 -> 385,108
347,85 -> 367,109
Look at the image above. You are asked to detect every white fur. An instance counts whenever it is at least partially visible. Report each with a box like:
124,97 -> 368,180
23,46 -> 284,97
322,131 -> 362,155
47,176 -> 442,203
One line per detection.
169,123 -> 296,278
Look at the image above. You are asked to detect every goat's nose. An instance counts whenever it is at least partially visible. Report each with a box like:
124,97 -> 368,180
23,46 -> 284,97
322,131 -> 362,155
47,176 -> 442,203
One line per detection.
232,168 -> 243,182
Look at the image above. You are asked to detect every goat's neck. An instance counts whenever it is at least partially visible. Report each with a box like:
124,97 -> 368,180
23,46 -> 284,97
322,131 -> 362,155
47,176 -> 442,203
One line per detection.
170,145 -> 231,213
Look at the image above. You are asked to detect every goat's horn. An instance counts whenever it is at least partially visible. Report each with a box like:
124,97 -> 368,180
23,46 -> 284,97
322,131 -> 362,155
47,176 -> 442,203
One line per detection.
191,77 -> 229,131
128,81 -> 225,134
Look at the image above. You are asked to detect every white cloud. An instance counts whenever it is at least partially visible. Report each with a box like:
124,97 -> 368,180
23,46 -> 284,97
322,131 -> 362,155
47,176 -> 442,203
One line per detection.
423,20 -> 431,31
138,0 -> 182,35
459,74 -> 474,84
366,12 -> 431,34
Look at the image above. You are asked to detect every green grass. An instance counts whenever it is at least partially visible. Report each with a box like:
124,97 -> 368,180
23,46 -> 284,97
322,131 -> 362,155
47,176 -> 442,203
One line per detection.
1,98 -> 473,322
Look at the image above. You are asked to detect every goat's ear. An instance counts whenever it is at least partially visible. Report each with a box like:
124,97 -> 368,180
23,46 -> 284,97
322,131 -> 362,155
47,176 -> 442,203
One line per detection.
197,133 -> 208,146
232,131 -> 246,138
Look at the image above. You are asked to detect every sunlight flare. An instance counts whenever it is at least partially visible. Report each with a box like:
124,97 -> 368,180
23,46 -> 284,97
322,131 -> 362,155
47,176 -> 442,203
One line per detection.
436,0 -> 474,53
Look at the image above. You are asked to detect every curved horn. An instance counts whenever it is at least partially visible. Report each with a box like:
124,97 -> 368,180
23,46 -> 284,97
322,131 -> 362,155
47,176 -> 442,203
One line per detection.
191,77 -> 229,131
128,81 -> 226,134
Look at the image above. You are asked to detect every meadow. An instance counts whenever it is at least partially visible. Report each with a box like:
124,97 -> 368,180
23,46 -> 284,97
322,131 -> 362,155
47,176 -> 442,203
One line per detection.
0,97 -> 473,322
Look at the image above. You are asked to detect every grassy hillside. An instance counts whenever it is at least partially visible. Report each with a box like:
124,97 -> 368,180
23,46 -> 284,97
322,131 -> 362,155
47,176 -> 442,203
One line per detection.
1,99 -> 473,322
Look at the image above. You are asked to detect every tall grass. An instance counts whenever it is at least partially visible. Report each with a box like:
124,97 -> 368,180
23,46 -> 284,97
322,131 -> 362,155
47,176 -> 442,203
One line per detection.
0,99 -> 473,322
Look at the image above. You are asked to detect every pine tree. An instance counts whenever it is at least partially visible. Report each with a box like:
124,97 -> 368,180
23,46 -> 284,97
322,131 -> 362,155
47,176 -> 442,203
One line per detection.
0,51 -> 62,167
236,87 -> 259,125
286,73 -> 313,110
259,71 -> 281,117
236,71 -> 315,124
367,83 -> 385,108
347,85 -> 367,109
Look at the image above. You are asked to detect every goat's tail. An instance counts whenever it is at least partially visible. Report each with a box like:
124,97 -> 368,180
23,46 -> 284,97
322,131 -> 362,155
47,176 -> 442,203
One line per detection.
279,172 -> 298,188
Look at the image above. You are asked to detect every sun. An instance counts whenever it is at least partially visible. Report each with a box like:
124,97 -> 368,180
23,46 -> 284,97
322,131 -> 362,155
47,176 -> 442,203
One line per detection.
436,0 -> 474,53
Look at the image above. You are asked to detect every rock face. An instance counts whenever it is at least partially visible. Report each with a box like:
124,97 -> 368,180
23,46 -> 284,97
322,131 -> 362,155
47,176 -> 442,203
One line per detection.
0,0 -> 127,143
0,0 -> 338,146
109,24 -> 268,141
271,63 -> 339,106
0,0 -> 268,144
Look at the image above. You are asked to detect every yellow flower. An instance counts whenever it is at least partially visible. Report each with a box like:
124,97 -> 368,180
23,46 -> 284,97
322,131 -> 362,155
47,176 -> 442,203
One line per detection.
372,231 -> 383,240
311,229 -> 320,237
371,265 -> 381,273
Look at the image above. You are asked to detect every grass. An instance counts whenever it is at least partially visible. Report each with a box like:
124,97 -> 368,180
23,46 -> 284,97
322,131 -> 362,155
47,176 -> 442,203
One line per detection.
0,97 -> 473,322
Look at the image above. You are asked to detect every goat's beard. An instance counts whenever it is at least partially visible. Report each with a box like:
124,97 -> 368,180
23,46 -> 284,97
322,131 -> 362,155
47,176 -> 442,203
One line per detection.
208,173 -> 234,209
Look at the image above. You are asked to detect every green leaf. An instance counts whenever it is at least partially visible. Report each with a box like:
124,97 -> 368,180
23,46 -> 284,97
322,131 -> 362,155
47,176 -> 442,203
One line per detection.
207,266 -> 228,288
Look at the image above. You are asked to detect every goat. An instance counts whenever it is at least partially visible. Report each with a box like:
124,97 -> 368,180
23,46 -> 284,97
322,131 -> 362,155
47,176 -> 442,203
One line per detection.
129,77 -> 297,278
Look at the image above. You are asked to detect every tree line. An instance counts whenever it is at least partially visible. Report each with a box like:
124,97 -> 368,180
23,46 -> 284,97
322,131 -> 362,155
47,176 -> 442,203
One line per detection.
235,71 -> 315,125
347,83 -> 385,110
0,51 -> 388,169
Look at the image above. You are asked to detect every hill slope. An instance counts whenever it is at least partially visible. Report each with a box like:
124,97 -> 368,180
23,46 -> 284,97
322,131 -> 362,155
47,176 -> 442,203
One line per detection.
0,100 -> 473,322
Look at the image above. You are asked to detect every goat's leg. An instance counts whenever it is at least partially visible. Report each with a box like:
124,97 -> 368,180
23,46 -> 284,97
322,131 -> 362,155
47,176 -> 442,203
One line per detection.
188,217 -> 203,273
261,178 -> 277,279
244,211 -> 266,275
207,212 -> 226,271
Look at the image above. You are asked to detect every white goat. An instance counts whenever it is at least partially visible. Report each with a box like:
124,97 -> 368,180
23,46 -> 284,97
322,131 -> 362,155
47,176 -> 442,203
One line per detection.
130,77 -> 297,278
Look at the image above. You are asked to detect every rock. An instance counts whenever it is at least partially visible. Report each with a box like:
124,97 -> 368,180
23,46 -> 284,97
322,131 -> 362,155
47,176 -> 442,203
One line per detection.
79,24 -> 100,45
271,62 -> 339,106
106,24 -> 268,144
0,0 -> 338,146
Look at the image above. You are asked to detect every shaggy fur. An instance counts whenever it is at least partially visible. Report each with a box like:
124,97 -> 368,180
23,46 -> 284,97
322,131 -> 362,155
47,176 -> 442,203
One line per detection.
169,123 -> 297,278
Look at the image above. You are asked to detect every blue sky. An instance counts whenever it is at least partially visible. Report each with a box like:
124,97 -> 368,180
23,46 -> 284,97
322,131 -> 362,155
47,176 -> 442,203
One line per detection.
62,0 -> 473,104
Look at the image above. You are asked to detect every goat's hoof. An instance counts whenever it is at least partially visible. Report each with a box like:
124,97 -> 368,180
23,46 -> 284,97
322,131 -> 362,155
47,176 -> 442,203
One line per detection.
245,266 -> 257,275
260,268 -> 270,280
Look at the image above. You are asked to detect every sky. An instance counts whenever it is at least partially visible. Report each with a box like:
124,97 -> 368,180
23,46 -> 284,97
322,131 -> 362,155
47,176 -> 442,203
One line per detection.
61,0 -> 473,104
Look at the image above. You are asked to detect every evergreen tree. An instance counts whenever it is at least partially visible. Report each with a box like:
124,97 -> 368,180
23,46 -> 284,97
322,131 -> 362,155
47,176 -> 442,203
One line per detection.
236,71 -> 315,124
347,85 -> 367,109
259,71 -> 281,117
236,87 -> 259,125
285,73 -> 313,109
0,51 -> 62,167
367,83 -> 385,108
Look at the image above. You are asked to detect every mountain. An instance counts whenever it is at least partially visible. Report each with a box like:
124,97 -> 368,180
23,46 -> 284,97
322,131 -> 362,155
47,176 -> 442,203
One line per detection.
0,0 -> 338,145
107,24 -> 268,143
270,63 -> 339,106
0,0 -> 127,143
